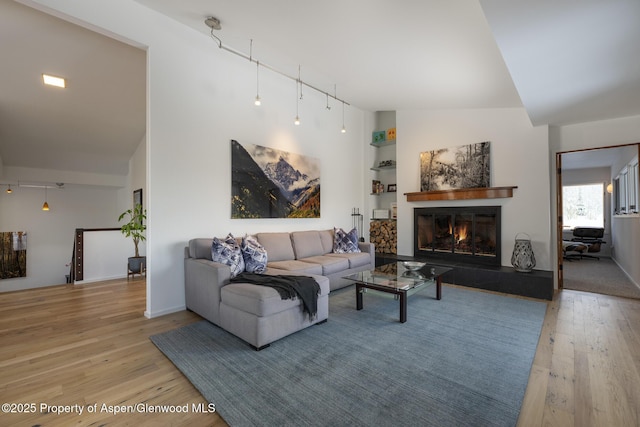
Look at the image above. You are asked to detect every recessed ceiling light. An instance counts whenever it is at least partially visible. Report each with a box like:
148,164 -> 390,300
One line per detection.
42,74 -> 66,88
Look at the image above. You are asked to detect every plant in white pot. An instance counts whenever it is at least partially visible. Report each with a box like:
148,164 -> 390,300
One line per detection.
119,204 -> 147,275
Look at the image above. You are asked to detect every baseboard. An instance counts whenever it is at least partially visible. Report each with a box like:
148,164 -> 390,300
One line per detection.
144,304 -> 186,319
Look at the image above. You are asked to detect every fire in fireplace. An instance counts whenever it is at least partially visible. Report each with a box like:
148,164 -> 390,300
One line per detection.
414,206 -> 501,266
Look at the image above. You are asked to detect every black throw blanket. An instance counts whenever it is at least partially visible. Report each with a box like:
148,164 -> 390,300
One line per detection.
230,273 -> 320,319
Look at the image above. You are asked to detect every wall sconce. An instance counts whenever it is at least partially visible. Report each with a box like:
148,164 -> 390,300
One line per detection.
606,183 -> 613,194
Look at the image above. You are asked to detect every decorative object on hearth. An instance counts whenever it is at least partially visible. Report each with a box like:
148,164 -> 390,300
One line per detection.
511,232 -> 536,273
420,141 -> 490,191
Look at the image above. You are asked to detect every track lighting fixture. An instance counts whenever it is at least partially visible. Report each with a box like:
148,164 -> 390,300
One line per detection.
205,16 -> 351,133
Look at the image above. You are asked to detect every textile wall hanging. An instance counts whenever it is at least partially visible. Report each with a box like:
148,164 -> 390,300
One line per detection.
231,140 -> 321,218
420,141 -> 491,191
1,231 -> 27,279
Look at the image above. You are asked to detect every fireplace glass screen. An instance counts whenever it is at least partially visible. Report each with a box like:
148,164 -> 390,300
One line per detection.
414,206 -> 500,266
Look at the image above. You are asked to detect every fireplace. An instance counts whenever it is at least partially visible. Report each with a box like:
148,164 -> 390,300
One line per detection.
414,206 -> 501,266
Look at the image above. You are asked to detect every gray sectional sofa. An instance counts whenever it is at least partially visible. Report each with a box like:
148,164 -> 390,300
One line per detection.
184,230 -> 375,349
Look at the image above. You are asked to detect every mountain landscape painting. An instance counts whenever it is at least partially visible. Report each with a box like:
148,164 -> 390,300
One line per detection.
231,140 -> 321,218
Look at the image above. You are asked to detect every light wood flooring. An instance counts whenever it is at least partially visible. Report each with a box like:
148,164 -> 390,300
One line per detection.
1,279 -> 638,426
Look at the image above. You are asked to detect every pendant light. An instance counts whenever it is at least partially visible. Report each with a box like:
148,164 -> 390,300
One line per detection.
6,185 -> 12,194
341,101 -> 347,133
294,79 -> 301,126
254,61 -> 261,106
42,187 -> 50,211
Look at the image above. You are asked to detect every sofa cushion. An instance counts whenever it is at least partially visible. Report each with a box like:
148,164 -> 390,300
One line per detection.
299,255 -> 349,275
221,275 -> 329,317
241,235 -> 267,273
211,233 -> 244,277
221,283 -> 301,317
333,227 -> 361,253
267,260 -> 323,275
318,229 -> 334,254
256,232 -> 295,262
326,252 -> 371,268
291,231 -> 325,259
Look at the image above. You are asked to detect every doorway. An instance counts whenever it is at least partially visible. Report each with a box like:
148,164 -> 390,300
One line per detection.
557,144 -> 640,298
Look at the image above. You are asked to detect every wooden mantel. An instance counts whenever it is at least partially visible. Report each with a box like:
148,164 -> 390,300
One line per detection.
404,186 -> 517,202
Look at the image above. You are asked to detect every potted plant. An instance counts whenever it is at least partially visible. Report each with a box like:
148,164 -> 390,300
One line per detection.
119,203 -> 147,274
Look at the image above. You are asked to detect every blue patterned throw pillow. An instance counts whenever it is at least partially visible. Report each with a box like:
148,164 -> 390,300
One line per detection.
212,233 -> 245,278
241,235 -> 268,273
333,227 -> 361,254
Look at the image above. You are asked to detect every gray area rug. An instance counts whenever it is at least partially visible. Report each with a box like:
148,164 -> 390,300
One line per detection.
563,257 -> 640,299
151,285 -> 547,427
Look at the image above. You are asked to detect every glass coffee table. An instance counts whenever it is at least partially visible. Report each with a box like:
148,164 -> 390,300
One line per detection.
344,262 -> 452,323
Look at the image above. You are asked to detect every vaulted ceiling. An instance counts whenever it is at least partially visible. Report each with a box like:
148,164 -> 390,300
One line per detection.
1,0 -> 639,179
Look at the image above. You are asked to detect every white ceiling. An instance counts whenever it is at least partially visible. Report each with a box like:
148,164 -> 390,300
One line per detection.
1,0 -> 639,180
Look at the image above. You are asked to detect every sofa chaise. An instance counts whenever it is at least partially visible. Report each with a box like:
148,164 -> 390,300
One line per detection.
184,229 -> 375,349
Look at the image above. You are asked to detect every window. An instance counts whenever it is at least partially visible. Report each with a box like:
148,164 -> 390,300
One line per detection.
614,156 -> 639,215
562,183 -> 604,229
629,159 -> 638,213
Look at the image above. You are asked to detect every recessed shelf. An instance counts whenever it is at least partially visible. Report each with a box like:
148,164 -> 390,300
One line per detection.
370,139 -> 396,147
370,165 -> 396,171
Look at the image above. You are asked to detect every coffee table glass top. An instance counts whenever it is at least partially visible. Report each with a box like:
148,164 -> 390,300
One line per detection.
344,262 -> 451,291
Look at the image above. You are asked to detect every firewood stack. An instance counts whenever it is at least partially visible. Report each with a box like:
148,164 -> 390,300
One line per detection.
369,220 -> 397,254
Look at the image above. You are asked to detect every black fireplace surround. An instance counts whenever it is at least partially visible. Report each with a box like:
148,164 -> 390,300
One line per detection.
414,206 -> 501,266
395,205 -> 553,300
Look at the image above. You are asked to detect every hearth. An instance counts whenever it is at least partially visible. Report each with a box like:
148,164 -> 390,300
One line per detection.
414,206 -> 501,266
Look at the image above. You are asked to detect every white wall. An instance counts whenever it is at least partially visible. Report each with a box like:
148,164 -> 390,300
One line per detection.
30,0 -> 368,318
0,185 -> 122,291
396,108 -> 552,270
550,115 -> 640,287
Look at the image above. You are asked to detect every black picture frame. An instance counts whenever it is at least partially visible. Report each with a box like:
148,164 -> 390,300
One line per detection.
133,188 -> 143,210
387,184 -> 397,192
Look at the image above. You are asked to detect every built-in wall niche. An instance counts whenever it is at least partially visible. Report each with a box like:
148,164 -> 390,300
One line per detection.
613,156 -> 639,215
